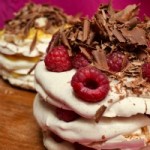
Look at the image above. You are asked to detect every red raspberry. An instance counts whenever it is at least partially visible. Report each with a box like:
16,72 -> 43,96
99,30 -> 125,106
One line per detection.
142,62 -> 150,81
72,53 -> 90,69
44,45 -> 72,72
51,132 -> 64,143
74,143 -> 95,150
107,51 -> 128,72
71,66 -> 109,102
56,108 -> 79,122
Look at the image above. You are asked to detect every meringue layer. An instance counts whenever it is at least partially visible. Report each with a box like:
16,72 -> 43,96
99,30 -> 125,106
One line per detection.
34,94 -> 150,149
35,61 -> 150,118
0,30 -> 51,89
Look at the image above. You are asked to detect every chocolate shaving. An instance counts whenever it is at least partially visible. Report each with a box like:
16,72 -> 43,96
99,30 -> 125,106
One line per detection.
68,29 -> 79,41
121,27 -> 147,45
95,105 -> 107,123
30,30 -> 38,52
95,13 -> 113,40
83,19 -> 90,41
107,0 -> 115,15
121,54 -> 129,70
112,28 -> 126,42
24,19 -> 35,37
79,46 -> 93,60
92,46 -> 109,71
125,17 -> 140,29
78,42 -> 96,50
46,31 -> 60,53
27,62 -> 38,75
77,31 -> 83,41
86,31 -> 95,45
61,31 -> 72,56
111,4 -> 139,23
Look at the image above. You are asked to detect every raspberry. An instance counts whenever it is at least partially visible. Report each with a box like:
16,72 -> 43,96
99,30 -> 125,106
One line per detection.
71,66 -> 109,102
72,53 -> 90,69
44,45 -> 72,72
107,51 -> 128,72
74,143 -> 95,150
56,108 -> 79,122
142,62 -> 150,82
51,132 -> 64,143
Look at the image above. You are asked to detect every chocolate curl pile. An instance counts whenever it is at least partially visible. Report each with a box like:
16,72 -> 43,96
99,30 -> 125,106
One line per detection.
94,3 -> 148,46
4,2 -> 69,38
46,3 -> 150,96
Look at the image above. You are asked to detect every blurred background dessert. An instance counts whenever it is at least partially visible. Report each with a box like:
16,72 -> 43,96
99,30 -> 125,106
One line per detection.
0,2 -> 71,90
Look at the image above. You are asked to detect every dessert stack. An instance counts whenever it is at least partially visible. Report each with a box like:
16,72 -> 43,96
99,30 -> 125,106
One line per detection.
0,2 -> 71,90
33,3 -> 150,150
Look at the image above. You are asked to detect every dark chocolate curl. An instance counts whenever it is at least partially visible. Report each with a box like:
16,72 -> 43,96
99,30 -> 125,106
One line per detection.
121,27 -> 147,45
112,28 -> 126,42
30,30 -> 38,52
83,19 -> 90,41
95,105 -> 107,123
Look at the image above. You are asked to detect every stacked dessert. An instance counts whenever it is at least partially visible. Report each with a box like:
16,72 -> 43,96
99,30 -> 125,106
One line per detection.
0,2 -> 71,90
33,3 -> 150,150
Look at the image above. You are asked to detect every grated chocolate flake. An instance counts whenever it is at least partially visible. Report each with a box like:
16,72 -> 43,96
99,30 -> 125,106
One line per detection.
46,31 -> 60,53
125,17 -> 140,29
111,4 -> 139,23
120,27 -> 147,45
95,105 -> 107,123
112,28 -> 126,42
30,30 -> 38,53
27,62 -> 38,75
79,46 -> 93,61
83,19 -> 90,41
86,31 -> 95,45
92,46 -> 109,71
61,33 -> 72,56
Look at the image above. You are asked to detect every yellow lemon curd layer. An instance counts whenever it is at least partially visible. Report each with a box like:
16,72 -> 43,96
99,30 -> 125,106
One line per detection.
0,30 -> 4,37
1,53 -> 40,62
27,28 -> 52,40
0,24 -> 71,41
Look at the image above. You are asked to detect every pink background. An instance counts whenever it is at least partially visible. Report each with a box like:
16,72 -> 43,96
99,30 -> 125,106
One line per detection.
0,0 -> 149,28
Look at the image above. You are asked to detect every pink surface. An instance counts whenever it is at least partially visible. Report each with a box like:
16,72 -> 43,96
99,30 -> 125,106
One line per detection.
0,0 -> 149,28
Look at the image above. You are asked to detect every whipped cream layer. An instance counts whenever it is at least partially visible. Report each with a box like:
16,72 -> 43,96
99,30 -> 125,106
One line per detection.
0,53 -> 37,73
43,131 -> 146,150
34,94 -> 149,149
0,31 -> 52,89
0,69 -> 34,90
43,131 -> 74,150
35,61 -> 150,118
0,36 -> 51,57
